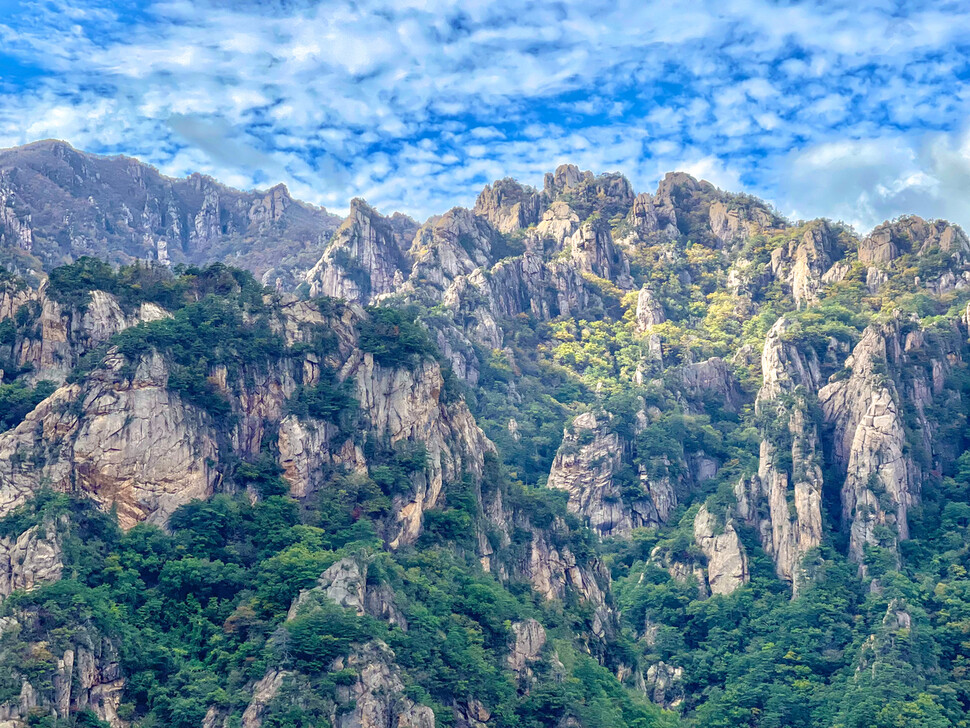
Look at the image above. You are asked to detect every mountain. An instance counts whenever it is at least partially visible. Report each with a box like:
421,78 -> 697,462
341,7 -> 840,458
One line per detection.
1,142 -> 970,728
0,140 -> 343,288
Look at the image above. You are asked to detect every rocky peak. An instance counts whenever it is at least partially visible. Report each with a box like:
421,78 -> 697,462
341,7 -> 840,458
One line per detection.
735,317 -> 824,590
860,215 -> 970,265
0,140 -> 342,279
818,320 -> 917,565
543,164 -> 592,197
473,178 -> 542,233
305,198 -> 407,303
535,201 -> 581,248
566,215 -> 632,286
708,198 -> 775,247
407,207 -> 498,294
769,221 -> 845,308
542,165 -> 635,221
624,192 -> 679,242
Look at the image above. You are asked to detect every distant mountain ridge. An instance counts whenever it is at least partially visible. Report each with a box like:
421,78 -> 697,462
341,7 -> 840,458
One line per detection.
0,139 -> 343,287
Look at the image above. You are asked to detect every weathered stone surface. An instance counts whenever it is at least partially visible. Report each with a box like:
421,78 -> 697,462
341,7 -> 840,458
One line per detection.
241,670 -> 286,728
735,317 -> 824,590
0,521 -> 62,598
818,320 -> 920,564
333,642 -> 436,728
508,619 -> 547,679
769,222 -> 844,308
0,351 -> 220,529
0,619 -> 124,728
634,285 -> 665,331
474,178 -> 542,233
708,199 -> 773,246
548,412 -> 665,537
643,661 -> 684,709
693,504 -> 749,596
306,198 -> 409,303
860,215 -> 970,266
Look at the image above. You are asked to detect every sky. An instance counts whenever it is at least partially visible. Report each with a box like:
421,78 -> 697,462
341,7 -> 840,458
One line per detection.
1,0 -> 969,231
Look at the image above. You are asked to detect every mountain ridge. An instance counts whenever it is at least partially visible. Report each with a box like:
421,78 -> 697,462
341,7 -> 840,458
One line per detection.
1,139 -> 970,728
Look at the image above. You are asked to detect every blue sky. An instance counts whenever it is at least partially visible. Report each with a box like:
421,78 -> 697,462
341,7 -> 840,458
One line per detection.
1,0 -> 969,231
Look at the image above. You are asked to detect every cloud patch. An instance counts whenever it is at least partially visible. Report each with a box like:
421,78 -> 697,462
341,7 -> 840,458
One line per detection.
0,0 -> 968,228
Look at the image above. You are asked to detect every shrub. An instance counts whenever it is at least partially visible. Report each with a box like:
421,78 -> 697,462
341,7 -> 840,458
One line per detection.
359,306 -> 436,368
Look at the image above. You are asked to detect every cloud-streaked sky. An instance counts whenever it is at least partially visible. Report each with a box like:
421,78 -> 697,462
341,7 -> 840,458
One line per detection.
2,0 -> 969,230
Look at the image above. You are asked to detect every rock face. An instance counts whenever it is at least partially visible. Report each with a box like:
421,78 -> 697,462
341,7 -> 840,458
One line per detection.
0,350 -> 220,529
692,505 -> 749,596
0,140 -> 341,279
240,670 -> 287,728
708,199 -> 774,246
548,412 -> 663,537
2,284 -> 170,384
288,555 -> 407,630
818,320 -> 919,564
0,617 -> 125,728
860,216 -> 970,266
347,353 -> 493,547
508,619 -> 546,681
635,285 -> 665,331
643,661 -> 684,710
769,222 -> 845,308
651,505 -> 748,598
333,642 -> 436,728
0,295 -> 493,553
735,317 -> 824,590
0,521 -> 63,598
474,178 -> 542,233
306,199 -> 409,303
407,207 -> 498,296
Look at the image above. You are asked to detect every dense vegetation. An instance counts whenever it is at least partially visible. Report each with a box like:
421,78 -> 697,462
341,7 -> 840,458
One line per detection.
0,481 -> 671,728
5,172 -> 970,728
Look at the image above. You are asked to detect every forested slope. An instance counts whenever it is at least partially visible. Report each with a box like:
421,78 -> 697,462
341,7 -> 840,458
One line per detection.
1,145 -> 969,728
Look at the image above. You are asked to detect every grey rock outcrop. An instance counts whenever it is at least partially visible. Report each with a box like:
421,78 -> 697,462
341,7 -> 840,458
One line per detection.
0,617 -> 125,728
735,317 -> 824,590
0,350 -> 220,529
288,555 -> 407,630
635,286 -> 665,331
474,179 -> 542,233
692,504 -> 749,596
708,199 -> 773,247
333,641 -> 436,728
643,661 -> 684,710
0,521 -> 62,598
508,619 -> 547,681
240,670 -> 287,728
651,505 -> 748,598
306,199 -> 409,303
2,284 -> 170,384
818,321 -> 918,564
548,412 -> 664,537
769,222 -> 845,308
860,215 -> 970,266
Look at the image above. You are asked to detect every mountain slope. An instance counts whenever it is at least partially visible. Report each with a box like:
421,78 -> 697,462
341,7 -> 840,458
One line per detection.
1,143 -> 970,727
0,140 -> 342,287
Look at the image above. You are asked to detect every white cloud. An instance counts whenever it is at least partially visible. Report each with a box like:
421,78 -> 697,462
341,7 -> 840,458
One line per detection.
0,0 -> 968,221
777,128 -> 970,233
